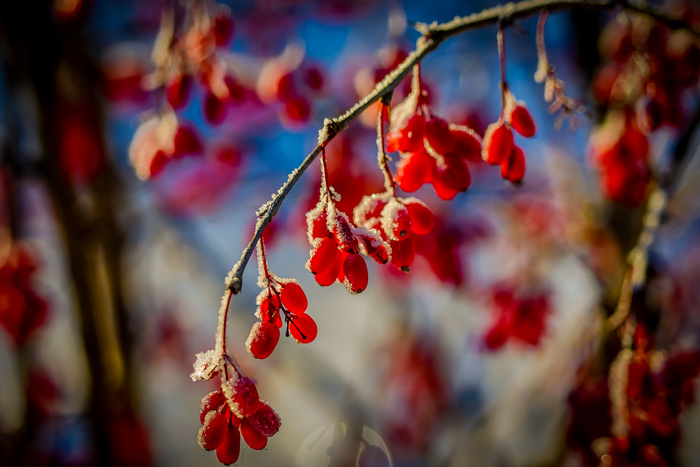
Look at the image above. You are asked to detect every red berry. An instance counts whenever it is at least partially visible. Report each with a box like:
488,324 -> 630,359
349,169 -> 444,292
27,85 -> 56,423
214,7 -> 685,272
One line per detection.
308,237 -> 340,275
280,282 -> 307,313
228,376 -> 260,418
396,150 -> 434,192
214,145 -> 241,166
500,145 -> 526,184
387,113 -> 426,153
224,76 -> 245,104
240,418 -> 267,450
281,95 -> 310,123
357,234 -> 390,265
404,200 -> 434,236
449,125 -> 482,161
508,103 -> 536,138
246,321 -> 280,359
303,66 -> 325,92
313,251 -> 343,286
390,236 -> 415,272
276,72 -> 296,101
259,293 -> 280,319
333,214 -> 359,254
482,122 -> 513,165
173,125 -> 203,157
380,201 -> 412,240
425,116 -> 454,154
166,73 -> 192,109
200,390 -> 227,424
307,207 -> 330,240
290,313 -> 317,344
149,150 -> 168,178
342,253 -> 368,294
439,155 -> 471,193
198,411 -> 228,451
216,425 -> 241,465
204,91 -> 228,124
213,6 -> 234,46
247,401 -> 281,437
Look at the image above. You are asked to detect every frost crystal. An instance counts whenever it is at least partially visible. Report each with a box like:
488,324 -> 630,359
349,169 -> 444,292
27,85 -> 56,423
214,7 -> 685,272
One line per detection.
190,349 -> 220,382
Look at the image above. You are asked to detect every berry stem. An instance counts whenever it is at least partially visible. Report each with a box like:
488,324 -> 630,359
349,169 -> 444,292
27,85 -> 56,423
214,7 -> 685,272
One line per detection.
497,21 -> 508,120
377,99 -> 396,196
320,146 -> 330,198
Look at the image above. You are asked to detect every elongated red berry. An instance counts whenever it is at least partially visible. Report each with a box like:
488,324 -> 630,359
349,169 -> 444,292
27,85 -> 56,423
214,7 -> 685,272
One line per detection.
216,425 -> 241,465
198,411 -> 228,451
343,254 -> 368,294
404,200 -> 434,235
280,282 -> 307,313
308,237 -> 340,275
290,313 -> 318,344
390,236 -> 415,272
387,113 -> 426,153
246,321 -> 280,359
501,145 -> 526,184
200,390 -> 227,424
440,155 -> 471,193
358,234 -> 390,264
396,150 -> 434,192
213,6 -> 234,46
307,206 -> 330,239
425,116 -> 454,154
240,418 -> 268,450
313,251 -> 342,286
482,122 -> 513,165
449,125 -> 482,161
228,376 -> 260,418
248,401 -> 281,437
381,201 -> 412,240
508,103 -> 536,138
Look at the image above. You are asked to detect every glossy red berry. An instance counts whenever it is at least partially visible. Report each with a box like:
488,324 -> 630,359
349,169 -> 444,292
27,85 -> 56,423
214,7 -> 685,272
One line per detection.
482,122 -> 513,165
198,411 -> 228,451
342,253 -> 368,294
449,125 -> 482,161
240,418 -> 268,450
500,145 -> 526,184
216,425 -> 241,465
508,104 -> 537,138
246,321 -> 280,359
395,150 -> 434,193
425,116 -> 454,154
200,390 -> 227,424
308,237 -> 340,275
405,200 -> 435,236
387,113 -> 426,153
390,236 -> 415,272
280,282 -> 307,313
290,313 -> 318,344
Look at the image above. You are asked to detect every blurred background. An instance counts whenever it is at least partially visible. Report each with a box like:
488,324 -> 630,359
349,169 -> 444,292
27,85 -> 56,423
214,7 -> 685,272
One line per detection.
0,0 -> 699,466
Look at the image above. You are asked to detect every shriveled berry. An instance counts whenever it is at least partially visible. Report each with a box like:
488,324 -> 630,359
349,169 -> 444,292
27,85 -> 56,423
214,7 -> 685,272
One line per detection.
247,401 -> 281,437
280,282 -> 307,313
200,390 -> 227,424
290,313 -> 317,344
240,418 -> 268,450
501,145 -> 526,184
405,200 -> 434,236
246,321 -> 280,359
390,236 -> 415,272
228,376 -> 260,418
216,425 -> 241,465
425,117 -> 454,154
198,411 -> 228,451
333,214 -> 359,254
343,254 -> 368,294
508,104 -> 536,138
482,122 -> 513,165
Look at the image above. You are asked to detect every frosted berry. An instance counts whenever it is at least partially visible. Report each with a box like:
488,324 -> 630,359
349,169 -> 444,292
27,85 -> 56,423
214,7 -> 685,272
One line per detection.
280,282 -> 307,313
200,390 -> 227,424
343,254 -> 368,294
247,401 -> 281,437
482,122 -> 513,165
198,411 -> 228,451
308,207 -> 330,239
240,418 -> 268,450
386,113 -> 426,153
229,376 -> 260,418
508,103 -> 536,138
290,313 -> 318,344
246,321 -> 280,359
216,426 -> 241,465
333,214 -> 359,254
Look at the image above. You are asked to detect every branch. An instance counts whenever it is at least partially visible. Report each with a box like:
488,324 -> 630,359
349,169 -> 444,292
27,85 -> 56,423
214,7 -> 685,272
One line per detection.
225,0 -> 700,295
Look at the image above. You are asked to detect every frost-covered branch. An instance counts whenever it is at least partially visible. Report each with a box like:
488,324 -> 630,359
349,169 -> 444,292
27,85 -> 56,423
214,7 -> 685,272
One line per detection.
225,0 -> 699,296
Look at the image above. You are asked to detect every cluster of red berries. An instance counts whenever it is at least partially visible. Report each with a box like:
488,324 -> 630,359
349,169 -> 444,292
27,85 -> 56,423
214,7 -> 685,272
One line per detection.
246,278 -> 316,359
198,377 -> 281,465
482,90 -> 537,184
483,285 -> 550,350
388,85 -> 482,200
0,243 -> 48,348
